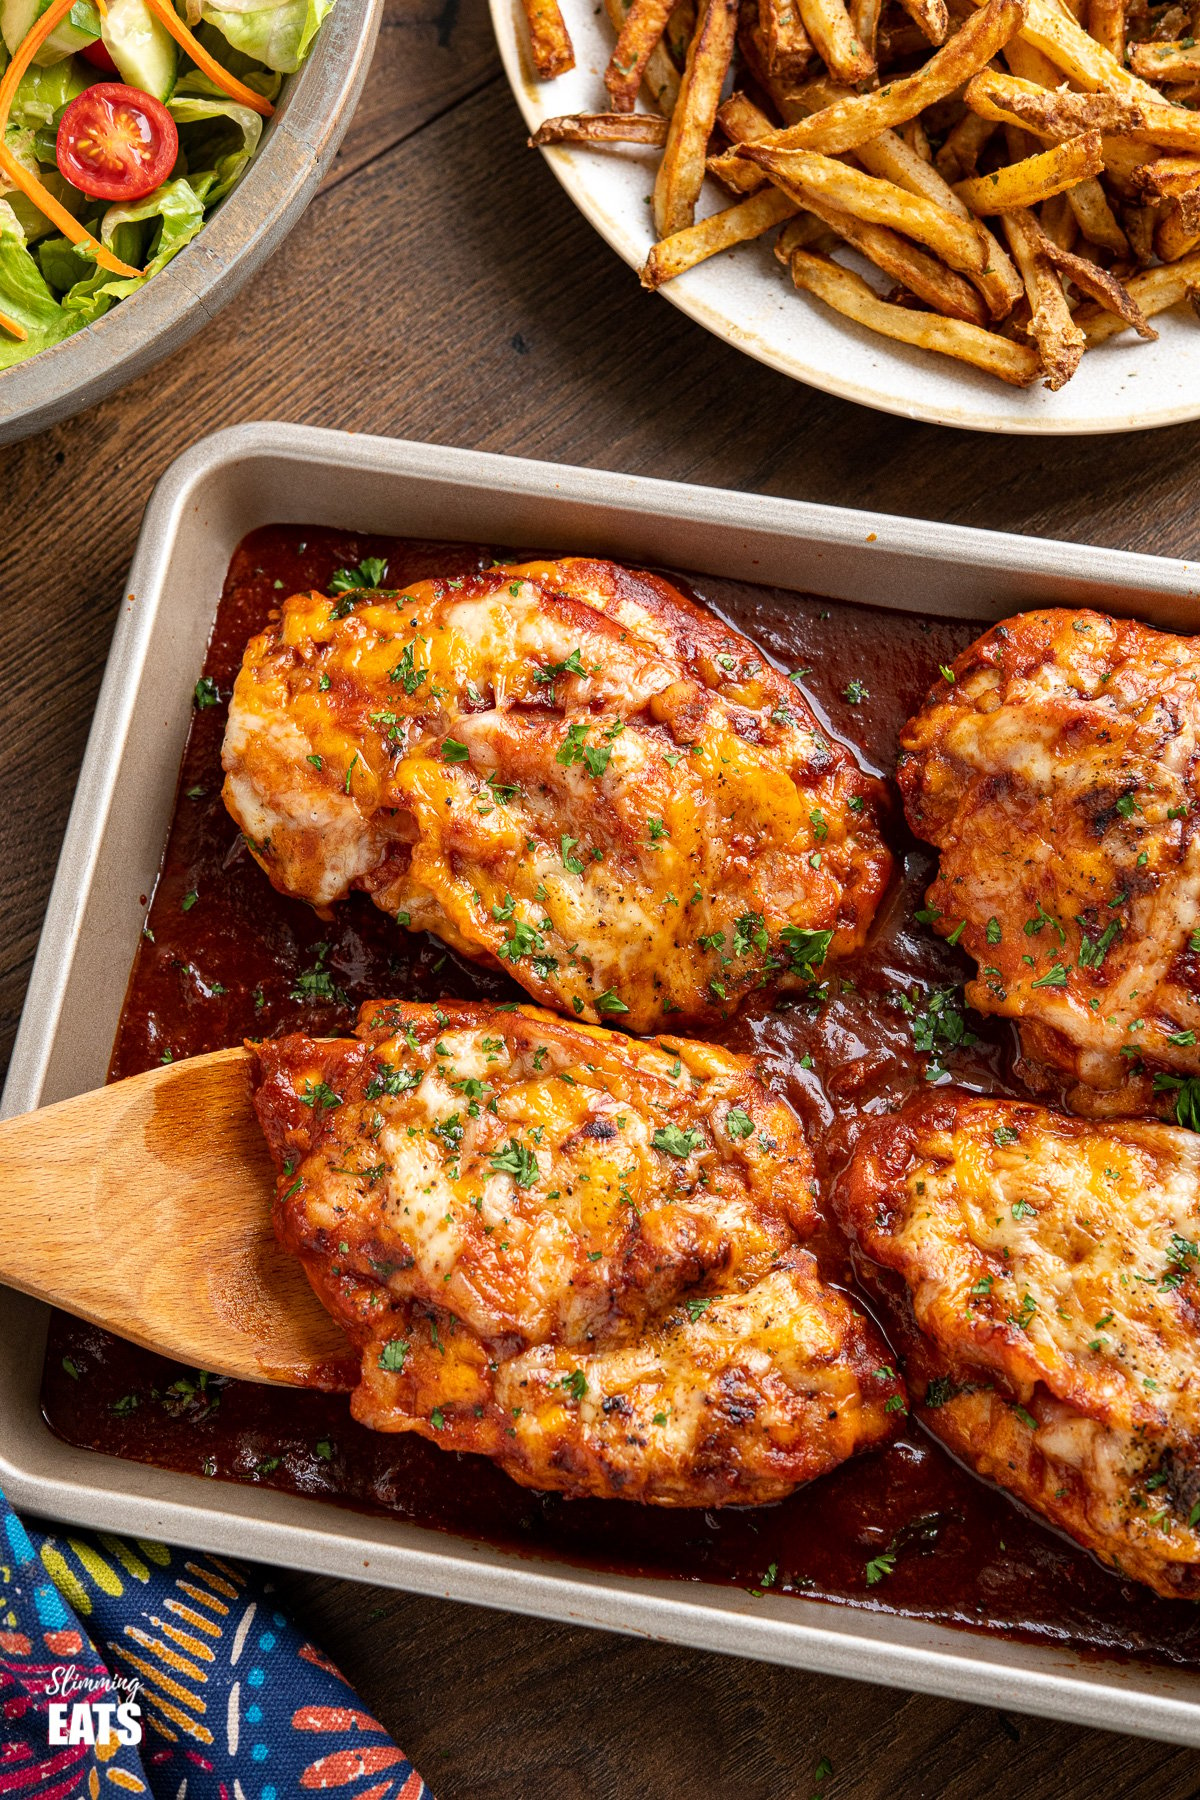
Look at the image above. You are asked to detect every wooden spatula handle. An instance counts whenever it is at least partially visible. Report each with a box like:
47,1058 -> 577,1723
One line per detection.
0,1047 -> 354,1389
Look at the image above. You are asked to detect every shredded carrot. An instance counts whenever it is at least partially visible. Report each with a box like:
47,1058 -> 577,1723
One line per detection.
94,0 -> 108,15
0,0 -> 140,276
141,0 -> 274,115
0,308 -> 28,340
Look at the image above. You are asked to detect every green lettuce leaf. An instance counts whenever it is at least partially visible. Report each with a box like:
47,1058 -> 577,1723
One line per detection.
36,177 -> 204,324
0,213 -> 82,367
1,126 -> 83,241
9,57 -> 91,126
169,73 -> 263,203
198,0 -> 332,73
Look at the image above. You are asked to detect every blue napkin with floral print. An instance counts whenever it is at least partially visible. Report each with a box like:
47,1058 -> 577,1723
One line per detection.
0,1483 -> 432,1799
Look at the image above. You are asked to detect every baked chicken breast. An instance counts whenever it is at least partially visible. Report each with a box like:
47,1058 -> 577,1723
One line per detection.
838,1089 -> 1200,1597
898,609 -> 1200,1113
223,558 -> 891,1033
252,999 -> 905,1505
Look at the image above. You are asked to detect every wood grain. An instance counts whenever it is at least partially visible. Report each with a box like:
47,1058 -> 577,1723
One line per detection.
4,0 -> 1200,1791
0,1047 -> 353,1384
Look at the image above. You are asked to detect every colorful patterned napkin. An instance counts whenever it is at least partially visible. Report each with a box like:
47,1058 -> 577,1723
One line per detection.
0,1484 -> 432,1798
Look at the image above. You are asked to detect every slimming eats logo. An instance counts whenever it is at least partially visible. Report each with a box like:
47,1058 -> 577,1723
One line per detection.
44,1662 -> 143,1747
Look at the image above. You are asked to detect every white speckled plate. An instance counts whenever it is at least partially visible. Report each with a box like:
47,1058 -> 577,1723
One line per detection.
491,0 -> 1200,434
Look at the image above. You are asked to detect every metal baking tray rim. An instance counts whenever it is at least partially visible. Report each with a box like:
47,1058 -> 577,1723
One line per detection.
6,421 -> 1200,1745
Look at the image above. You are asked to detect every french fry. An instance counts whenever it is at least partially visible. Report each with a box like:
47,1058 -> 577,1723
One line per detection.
531,112 -> 672,144
896,0 -> 950,41
789,200 -> 991,317
1068,177 -> 1128,251
1076,246 -> 1200,338
955,130 -> 1103,211
605,0 -> 681,111
996,0 -> 1164,104
787,247 -> 1041,379
760,0 -> 815,72
742,141 -> 992,273
899,116 -> 935,159
711,91 -> 774,190
775,211 -> 844,254
1088,0 -> 1125,60
876,15 -> 934,57
1121,201 -> 1159,262
1129,37 -> 1200,80
606,0 -> 678,110
1037,226 -> 1156,333
1130,153 -> 1200,202
642,185 -> 800,283
713,0 -> 1024,158
522,0 -> 576,78
653,0 -> 739,235
848,0 -> 884,56
1002,206 -> 1084,387
964,67 -> 1148,138
666,0 -> 697,60
794,0 -> 875,80
935,109 -> 998,179
854,124 -> 1023,314
1039,188 -> 1077,249
1155,202 -> 1200,261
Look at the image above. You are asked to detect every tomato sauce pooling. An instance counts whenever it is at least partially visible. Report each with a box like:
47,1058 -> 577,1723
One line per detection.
40,526 -> 1200,1669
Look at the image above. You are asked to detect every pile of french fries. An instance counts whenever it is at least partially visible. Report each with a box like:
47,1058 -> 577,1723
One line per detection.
521,0 -> 1200,389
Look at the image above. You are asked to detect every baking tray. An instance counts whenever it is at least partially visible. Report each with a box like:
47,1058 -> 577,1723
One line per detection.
0,0 -> 382,446
6,420 -> 1200,1745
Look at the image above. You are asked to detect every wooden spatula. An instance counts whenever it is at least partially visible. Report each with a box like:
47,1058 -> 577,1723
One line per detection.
0,1047 -> 356,1390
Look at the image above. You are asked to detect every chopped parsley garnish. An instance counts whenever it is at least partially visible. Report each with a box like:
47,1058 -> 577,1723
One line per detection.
865,1546 -> 896,1586
1154,1072 -> 1200,1131
842,679 -> 869,705
193,675 -> 219,709
365,1062 -> 423,1100
595,988 -> 629,1014
441,738 -> 470,764
389,640 -> 427,695
560,1369 -> 588,1401
898,984 -> 977,1080
299,1079 -> 342,1111
732,911 -> 769,957
652,1124 -> 704,1158
377,1339 -> 409,1372
290,941 -> 343,1006
489,1139 -> 539,1186
725,1108 -> 755,1141
1078,919 -> 1120,969
780,926 -> 833,978
329,555 -> 389,595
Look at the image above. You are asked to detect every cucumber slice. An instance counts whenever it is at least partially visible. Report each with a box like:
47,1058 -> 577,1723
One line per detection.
101,0 -> 176,100
1,0 -> 101,65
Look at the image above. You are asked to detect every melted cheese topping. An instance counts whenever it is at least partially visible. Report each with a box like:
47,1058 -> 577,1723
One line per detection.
223,558 -> 890,1032
840,1091 -> 1200,1595
898,608 -> 1200,1107
254,999 -> 903,1506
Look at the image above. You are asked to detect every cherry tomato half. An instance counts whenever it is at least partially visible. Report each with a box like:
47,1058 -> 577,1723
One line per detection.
80,38 -> 119,72
56,82 -> 178,204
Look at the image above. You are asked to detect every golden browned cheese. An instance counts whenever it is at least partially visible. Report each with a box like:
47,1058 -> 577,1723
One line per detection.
222,558 -> 891,1033
898,608 -> 1200,1113
252,999 -> 905,1505
837,1089 -> 1200,1597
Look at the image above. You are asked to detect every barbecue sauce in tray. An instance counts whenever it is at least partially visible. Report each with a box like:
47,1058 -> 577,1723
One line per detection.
40,527 -> 1200,1670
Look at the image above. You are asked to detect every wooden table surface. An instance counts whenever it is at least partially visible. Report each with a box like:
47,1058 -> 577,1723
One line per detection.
4,4 -> 1200,1793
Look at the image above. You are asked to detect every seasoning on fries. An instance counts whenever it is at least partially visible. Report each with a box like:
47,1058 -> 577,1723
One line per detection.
523,0 -> 1200,390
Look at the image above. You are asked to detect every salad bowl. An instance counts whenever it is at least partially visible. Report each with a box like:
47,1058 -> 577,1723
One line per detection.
0,0 -> 381,444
